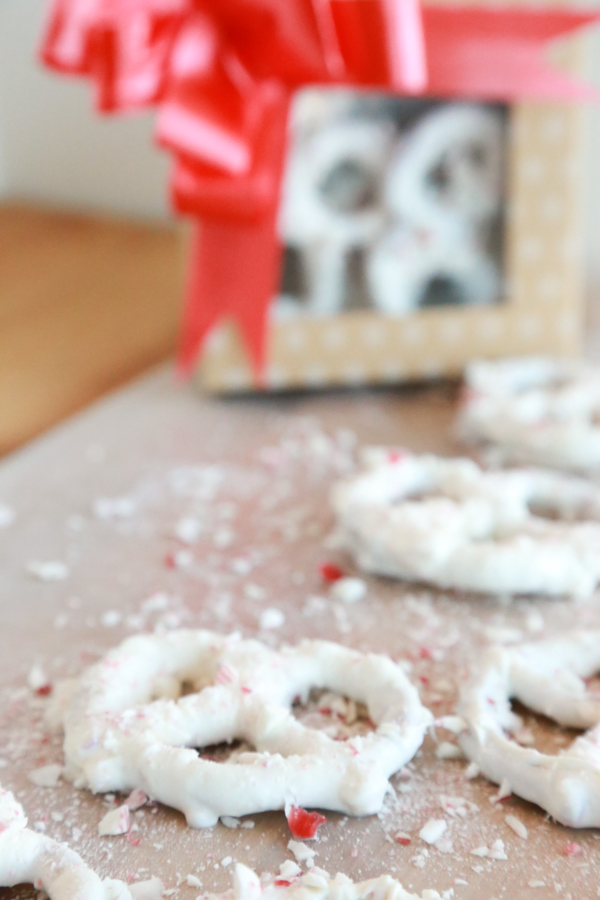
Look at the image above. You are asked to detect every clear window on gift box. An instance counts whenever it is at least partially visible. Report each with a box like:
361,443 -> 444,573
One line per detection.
200,77 -> 584,392
276,89 -> 509,319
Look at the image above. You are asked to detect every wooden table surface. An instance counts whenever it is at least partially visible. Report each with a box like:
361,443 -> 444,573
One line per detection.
0,204 -> 183,456
2,368 -> 600,898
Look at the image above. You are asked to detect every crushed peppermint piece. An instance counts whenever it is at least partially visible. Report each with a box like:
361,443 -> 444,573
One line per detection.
221,856 -> 233,867
27,560 -> 69,581
288,840 -> 316,862
527,881 -> 546,888
28,764 -> 63,788
394,832 -> 411,846
279,861 -> 302,880
319,562 -> 345,583
564,841 -> 582,856
259,608 -> 285,630
464,762 -> 480,780
505,814 -> 528,839
330,577 -> 367,604
125,789 -> 148,810
221,816 -> 241,829
187,875 -> 202,888
419,819 -> 447,845
98,804 -> 130,836
471,846 -> 489,858
286,806 -> 327,840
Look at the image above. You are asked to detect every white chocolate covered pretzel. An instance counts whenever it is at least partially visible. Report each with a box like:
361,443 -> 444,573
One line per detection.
457,356 -> 600,472
201,862 -> 448,900
0,785 -> 161,899
458,632 -> 600,828
332,450 -> 600,597
55,631 -> 431,827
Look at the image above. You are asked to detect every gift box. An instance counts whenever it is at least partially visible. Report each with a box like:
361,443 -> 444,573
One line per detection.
199,37 -> 588,391
40,0 -> 598,392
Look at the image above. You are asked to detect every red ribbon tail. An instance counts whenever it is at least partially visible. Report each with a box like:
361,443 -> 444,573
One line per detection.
176,215 -> 282,384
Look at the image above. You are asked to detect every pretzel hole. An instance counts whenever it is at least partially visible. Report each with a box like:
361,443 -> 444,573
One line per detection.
197,738 -> 255,763
507,699 -> 582,755
527,498 -> 594,523
292,689 -> 375,740
149,677 -> 207,702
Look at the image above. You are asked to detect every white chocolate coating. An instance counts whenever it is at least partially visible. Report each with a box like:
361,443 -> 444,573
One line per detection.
0,785 -> 159,899
457,357 -> 600,472
458,631 -> 600,827
332,450 -> 600,597
202,862 -> 447,900
56,631 -> 431,827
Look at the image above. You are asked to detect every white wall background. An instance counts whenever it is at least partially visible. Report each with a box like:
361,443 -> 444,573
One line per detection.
0,0 -> 171,219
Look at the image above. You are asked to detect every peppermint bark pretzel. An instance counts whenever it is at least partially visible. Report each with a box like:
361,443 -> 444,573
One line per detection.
331,450 -> 600,597
0,785 -> 161,899
54,631 -> 431,827
457,356 -> 600,472
457,632 -> 600,828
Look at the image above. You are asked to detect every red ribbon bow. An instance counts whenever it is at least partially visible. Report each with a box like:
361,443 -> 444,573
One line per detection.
41,0 -> 600,380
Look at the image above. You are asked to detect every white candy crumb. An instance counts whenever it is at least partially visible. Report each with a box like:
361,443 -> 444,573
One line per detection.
330,577 -> 367,604
28,665 -> 49,691
241,820 -> 255,829
101,610 -> 122,628
221,816 -> 240,828
129,877 -> 164,900
464,762 -> 480,780
471,846 -> 489,858
28,764 -> 63,787
187,875 -> 202,888
288,840 -> 316,862
27,560 -> 69,581
93,497 -> 136,520
435,742 -> 464,760
259,608 -> 285,630
436,716 -> 465,734
98,804 -> 131,836
221,856 -> 233,867
488,839 -> 508,860
505,814 -> 528,839
0,503 -> 15,527
174,516 -> 203,544
528,881 -> 546,888
419,819 -> 447,845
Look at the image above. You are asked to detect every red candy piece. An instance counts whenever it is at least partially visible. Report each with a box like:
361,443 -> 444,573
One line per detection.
286,806 -> 327,840
319,563 -> 344,583
564,841 -> 582,856
35,684 -> 53,697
